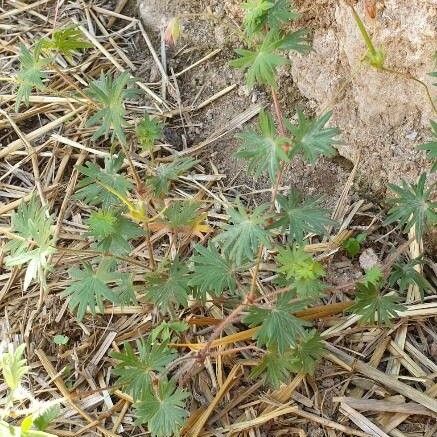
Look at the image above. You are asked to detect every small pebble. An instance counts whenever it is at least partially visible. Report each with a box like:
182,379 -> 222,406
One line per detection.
359,248 -> 381,271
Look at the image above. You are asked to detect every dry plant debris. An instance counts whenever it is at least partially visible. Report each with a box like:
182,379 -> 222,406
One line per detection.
0,0 -> 436,436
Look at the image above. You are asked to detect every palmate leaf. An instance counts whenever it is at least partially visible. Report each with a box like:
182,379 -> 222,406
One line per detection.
245,292 -> 309,353
362,266 -> 383,286
136,113 -> 163,151
349,281 -> 405,325
87,210 -> 143,255
272,191 -> 334,241
111,340 -> 175,400
148,157 -> 198,197
288,329 -> 324,374
278,28 -> 311,53
134,378 -> 189,437
214,202 -> 271,266
389,256 -> 432,300
384,173 -> 437,239
242,0 -> 273,37
162,201 -> 200,230
15,42 -> 50,110
86,71 -> 138,144
418,120 -> 437,172
41,26 -> 91,61
235,110 -> 289,181
342,232 -> 367,258
230,30 -> 287,87
75,155 -> 132,209
63,258 -> 135,320
145,260 -> 190,311
286,110 -> 340,163
189,244 -> 238,300
251,347 -> 293,388
276,246 -> 326,299
266,0 -> 299,30
242,0 -> 299,37
252,329 -> 323,386
5,196 -> 55,291
149,321 -> 189,343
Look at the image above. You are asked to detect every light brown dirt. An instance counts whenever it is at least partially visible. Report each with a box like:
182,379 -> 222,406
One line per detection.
291,0 -> 436,188
136,0 -> 434,199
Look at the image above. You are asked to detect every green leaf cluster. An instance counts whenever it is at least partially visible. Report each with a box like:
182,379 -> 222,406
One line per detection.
112,332 -> 189,436
214,202 -> 271,265
41,26 -> 91,61
349,279 -> 405,325
235,110 -> 340,183
342,233 -> 367,257
148,157 -> 198,197
273,191 -> 334,242
0,343 -> 29,392
251,329 -> 323,387
75,155 -> 132,209
86,71 -> 138,144
63,258 -> 135,320
385,173 -> 436,239
4,197 -> 55,291
276,246 -> 326,299
286,110 -> 339,162
87,210 -> 143,255
134,379 -> 189,437
389,257 -> 431,300
136,113 -> 163,151
111,340 -> 175,399
145,260 -> 190,311
235,110 -> 288,181
15,42 -> 50,110
231,29 -> 309,87
189,244 -> 238,300
233,0 -> 309,88
245,292 -> 309,353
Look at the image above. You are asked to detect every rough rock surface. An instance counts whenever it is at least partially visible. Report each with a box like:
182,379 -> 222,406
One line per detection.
291,0 -> 436,188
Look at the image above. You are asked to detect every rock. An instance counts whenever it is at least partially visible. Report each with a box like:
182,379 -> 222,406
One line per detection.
359,248 -> 380,271
290,0 -> 436,187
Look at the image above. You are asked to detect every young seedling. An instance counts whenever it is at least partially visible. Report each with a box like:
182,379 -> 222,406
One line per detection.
0,343 -> 58,436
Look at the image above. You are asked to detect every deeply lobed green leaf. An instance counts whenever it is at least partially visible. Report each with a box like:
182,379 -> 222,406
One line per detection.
235,110 -> 289,181
75,155 -> 132,209
385,173 -> 437,239
145,260 -> 190,311
86,72 -> 138,144
272,191 -> 334,242
63,258 -> 135,320
134,379 -> 189,437
87,210 -> 143,255
286,110 -> 340,163
148,157 -> 198,197
189,244 -> 238,300
349,280 -> 405,325
245,292 -> 309,353
214,201 -> 271,266
111,340 -> 175,400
